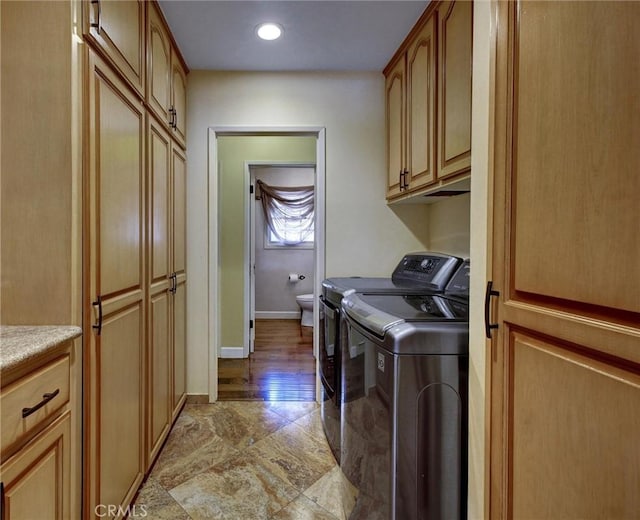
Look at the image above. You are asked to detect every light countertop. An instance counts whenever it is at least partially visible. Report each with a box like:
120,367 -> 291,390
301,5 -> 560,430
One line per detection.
0,325 -> 82,385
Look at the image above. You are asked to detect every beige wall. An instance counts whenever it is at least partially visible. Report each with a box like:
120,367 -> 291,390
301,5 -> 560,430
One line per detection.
217,136 -> 316,348
427,193 -> 471,258
186,71 -> 430,395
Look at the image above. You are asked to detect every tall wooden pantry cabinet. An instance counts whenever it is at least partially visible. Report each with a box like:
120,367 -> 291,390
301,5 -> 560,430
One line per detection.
82,1 -> 188,517
487,2 -> 640,518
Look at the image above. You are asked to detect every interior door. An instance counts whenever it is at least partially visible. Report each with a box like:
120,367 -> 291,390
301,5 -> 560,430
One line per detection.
488,2 -> 640,518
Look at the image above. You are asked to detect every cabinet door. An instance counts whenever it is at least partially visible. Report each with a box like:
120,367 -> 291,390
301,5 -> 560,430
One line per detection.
385,58 -> 406,199
83,0 -> 145,97
86,50 -> 145,519
406,15 -> 437,191
147,118 -> 172,465
489,2 -> 640,518
171,50 -> 188,148
437,0 -> 472,180
147,2 -> 172,127
1,413 -> 71,520
171,145 -> 187,417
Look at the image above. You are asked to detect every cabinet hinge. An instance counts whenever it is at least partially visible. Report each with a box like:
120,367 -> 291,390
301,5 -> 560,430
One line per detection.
250,319 -> 254,329
250,185 -> 254,194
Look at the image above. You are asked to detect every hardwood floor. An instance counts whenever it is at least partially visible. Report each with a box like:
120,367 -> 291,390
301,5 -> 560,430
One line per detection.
218,319 -> 316,401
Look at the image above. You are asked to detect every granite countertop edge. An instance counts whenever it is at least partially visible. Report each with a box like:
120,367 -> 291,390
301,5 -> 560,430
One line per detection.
0,325 -> 82,382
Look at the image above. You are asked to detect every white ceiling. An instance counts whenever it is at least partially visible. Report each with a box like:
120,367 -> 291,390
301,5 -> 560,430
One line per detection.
158,0 -> 430,72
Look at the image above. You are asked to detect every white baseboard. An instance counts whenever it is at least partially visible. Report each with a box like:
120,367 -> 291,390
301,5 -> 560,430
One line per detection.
220,346 -> 245,358
255,311 -> 300,319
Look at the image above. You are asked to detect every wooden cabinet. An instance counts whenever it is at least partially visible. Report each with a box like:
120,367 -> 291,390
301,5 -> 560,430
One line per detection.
488,2 -> 640,518
148,1 -> 188,148
385,0 -> 471,201
82,1 -> 188,515
171,49 -> 188,148
171,144 -> 188,419
1,413 -> 71,520
386,17 -> 437,198
146,117 -> 187,465
147,118 -> 173,466
385,58 -> 406,199
1,339 -> 77,520
437,0 -> 472,180
147,2 -> 173,130
407,15 -> 437,191
83,0 -> 146,97
85,49 -> 146,519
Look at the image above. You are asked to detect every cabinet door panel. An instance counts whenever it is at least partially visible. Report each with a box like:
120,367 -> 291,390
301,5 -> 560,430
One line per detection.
149,291 -> 171,462
438,0 -> 472,179
92,67 -> 145,297
84,0 -> 145,96
1,413 -> 70,520
98,304 -> 144,511
172,146 -> 187,275
513,1 -> 640,313
171,50 -> 187,148
509,331 -> 640,519
173,281 -> 187,418
407,16 -> 436,190
149,121 -> 171,285
147,2 -> 172,126
86,50 -> 145,519
385,59 -> 405,198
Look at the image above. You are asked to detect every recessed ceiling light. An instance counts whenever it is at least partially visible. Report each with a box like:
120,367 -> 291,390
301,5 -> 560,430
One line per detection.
256,22 -> 283,41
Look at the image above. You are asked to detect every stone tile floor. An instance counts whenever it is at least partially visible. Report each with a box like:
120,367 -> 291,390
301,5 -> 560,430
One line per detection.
133,401 -> 356,519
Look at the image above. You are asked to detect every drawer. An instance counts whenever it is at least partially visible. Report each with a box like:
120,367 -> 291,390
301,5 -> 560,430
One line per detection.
1,355 -> 70,454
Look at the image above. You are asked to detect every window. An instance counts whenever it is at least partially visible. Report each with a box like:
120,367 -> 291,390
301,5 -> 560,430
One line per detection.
267,210 -> 315,247
257,180 -> 314,248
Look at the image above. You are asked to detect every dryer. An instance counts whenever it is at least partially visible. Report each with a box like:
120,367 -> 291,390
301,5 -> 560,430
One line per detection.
340,260 -> 470,519
319,253 -> 462,464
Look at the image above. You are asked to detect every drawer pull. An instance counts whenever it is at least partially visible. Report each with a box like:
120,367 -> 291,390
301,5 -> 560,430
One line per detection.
21,389 -> 60,418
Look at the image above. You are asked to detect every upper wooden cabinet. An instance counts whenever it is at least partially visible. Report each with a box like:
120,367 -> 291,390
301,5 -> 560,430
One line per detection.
147,1 -> 188,148
171,48 -> 188,148
385,0 -> 472,201
385,58 -> 406,199
83,0 -> 146,98
437,0 -> 472,180
147,2 -> 172,127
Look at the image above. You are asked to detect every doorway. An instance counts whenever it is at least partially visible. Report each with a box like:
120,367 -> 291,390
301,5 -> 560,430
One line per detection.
208,128 -> 326,403
247,163 -> 316,354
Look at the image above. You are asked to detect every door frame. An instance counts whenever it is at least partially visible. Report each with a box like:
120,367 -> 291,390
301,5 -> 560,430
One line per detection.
246,161 -> 317,356
207,127 -> 326,402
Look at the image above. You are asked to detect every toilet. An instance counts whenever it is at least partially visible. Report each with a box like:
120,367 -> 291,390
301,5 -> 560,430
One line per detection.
295,293 -> 314,327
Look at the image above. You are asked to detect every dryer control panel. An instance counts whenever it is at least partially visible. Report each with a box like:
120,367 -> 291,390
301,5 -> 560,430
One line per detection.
391,252 -> 462,291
